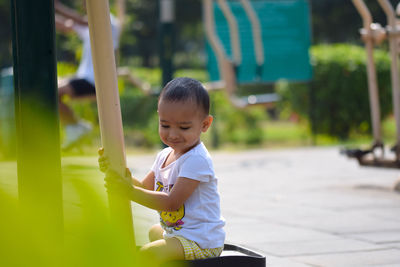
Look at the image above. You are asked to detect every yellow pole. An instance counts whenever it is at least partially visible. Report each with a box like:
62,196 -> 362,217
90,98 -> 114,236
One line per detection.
85,0 -> 136,251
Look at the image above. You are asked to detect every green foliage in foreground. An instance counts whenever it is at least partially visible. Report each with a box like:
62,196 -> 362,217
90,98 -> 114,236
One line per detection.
277,44 -> 393,140
0,159 -> 169,267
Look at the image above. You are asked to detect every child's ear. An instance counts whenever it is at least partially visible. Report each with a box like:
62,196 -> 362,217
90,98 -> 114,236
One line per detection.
201,115 -> 213,132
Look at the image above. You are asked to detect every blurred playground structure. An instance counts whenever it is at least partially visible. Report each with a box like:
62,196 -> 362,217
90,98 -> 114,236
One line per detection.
203,0 -> 312,107
3,0 -> 400,168
1,0 -> 313,156
342,0 -> 400,169
119,0 -> 313,108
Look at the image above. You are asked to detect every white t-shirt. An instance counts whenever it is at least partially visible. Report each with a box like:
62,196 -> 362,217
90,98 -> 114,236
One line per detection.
151,142 -> 225,249
72,15 -> 121,86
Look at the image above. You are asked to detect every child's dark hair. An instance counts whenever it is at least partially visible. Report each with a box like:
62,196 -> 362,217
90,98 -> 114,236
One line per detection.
159,77 -> 210,115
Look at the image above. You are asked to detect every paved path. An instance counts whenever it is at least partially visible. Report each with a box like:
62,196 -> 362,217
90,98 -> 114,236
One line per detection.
128,146 -> 400,267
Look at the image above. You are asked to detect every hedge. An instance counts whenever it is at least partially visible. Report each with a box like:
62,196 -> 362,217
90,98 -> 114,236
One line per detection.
277,44 -> 393,139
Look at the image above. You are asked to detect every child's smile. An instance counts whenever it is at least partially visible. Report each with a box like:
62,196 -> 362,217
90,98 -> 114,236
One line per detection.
158,99 -> 212,156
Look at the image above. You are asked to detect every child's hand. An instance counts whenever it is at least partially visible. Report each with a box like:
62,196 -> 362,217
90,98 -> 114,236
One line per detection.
99,147 -> 134,198
105,169 -> 134,199
98,147 -> 109,173
98,147 -> 133,178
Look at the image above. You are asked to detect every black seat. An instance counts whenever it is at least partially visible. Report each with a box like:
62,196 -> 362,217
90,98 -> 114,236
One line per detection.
162,243 -> 266,267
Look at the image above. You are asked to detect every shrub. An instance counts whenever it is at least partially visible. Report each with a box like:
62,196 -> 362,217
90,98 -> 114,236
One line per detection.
210,91 -> 267,146
277,44 -> 392,139
119,90 -> 160,147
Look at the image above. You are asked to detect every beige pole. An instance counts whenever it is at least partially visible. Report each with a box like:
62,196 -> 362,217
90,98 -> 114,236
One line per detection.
217,0 -> 241,65
116,0 -> 126,26
203,0 -> 241,107
203,0 -> 229,83
85,0 -> 136,250
377,0 -> 400,159
240,0 -> 264,67
352,0 -> 382,147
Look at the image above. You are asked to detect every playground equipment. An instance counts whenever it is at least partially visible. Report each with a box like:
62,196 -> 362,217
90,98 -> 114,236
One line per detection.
162,243 -> 265,267
119,0 -> 313,109
343,0 -> 400,168
86,0 -> 137,254
203,0 -> 312,108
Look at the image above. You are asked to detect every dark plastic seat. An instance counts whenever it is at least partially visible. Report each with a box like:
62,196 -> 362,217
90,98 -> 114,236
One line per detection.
162,243 -> 266,267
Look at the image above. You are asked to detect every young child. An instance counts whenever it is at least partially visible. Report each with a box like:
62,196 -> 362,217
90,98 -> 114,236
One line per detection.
99,77 -> 225,264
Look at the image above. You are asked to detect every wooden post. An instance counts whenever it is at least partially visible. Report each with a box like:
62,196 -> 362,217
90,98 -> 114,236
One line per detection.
352,0 -> 383,146
85,0 -> 136,250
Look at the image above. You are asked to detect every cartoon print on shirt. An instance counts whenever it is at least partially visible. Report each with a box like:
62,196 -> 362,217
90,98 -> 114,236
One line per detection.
155,181 -> 164,192
156,180 -> 185,231
160,204 -> 185,231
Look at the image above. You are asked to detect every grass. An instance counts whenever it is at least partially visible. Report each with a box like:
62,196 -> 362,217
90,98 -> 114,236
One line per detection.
262,120 -> 312,148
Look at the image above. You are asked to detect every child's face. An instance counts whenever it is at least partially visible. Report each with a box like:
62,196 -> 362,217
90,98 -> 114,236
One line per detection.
158,99 -> 212,155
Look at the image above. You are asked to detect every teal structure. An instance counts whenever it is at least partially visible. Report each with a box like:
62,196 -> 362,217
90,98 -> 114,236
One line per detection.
206,0 -> 312,83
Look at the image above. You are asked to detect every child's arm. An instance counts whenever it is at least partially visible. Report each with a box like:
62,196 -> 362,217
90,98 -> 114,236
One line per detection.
131,177 -> 200,211
128,169 -> 152,189
54,0 -> 88,26
105,171 -> 199,212
55,14 -> 74,33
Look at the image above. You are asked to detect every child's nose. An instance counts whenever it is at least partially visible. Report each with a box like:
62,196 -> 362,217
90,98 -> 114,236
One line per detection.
169,128 -> 180,139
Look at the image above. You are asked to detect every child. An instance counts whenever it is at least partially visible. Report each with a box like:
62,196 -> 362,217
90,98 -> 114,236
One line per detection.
99,77 -> 225,264
55,0 -> 121,149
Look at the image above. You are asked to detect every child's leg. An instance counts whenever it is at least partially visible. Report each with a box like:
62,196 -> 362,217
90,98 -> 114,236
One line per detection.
148,224 -> 164,242
139,237 -> 185,265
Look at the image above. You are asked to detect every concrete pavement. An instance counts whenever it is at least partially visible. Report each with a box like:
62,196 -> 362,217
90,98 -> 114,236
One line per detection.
128,146 -> 400,267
